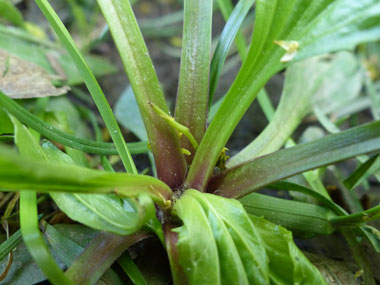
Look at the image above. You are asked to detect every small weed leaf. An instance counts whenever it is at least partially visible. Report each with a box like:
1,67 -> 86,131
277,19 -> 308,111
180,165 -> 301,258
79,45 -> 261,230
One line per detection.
168,190 -> 326,284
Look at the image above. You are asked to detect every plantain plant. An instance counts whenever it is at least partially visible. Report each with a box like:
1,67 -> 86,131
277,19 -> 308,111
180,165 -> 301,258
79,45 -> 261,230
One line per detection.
1,0 -> 380,284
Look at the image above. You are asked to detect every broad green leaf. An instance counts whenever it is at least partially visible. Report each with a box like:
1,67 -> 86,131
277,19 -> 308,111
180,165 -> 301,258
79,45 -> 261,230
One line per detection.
0,28 -> 117,85
174,0 -> 213,161
240,193 -> 335,238
170,191 -> 220,284
249,215 -> 327,284
35,0 -> 136,173
46,143 -> 160,235
0,144 -> 172,206
0,91 -> 148,155
11,115 -> 160,236
208,120 -> 380,198
97,0 -> 186,187
229,52 -> 363,166
187,0 -> 380,191
171,190 -> 269,284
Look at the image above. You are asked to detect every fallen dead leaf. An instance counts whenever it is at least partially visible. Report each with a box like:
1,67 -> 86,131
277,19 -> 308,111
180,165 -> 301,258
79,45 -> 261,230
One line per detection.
0,49 -> 69,99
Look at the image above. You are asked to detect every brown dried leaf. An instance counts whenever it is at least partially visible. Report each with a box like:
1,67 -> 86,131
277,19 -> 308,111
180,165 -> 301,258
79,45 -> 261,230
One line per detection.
0,49 -> 69,99
305,252 -> 358,285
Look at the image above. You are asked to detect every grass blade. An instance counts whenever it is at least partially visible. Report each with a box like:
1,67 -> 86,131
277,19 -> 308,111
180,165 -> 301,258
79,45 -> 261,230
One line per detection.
208,121 -> 380,198
118,253 -> 147,285
20,191 -> 72,285
35,0 -> 136,173
209,0 -> 254,108
0,229 -> 21,262
97,0 -> 186,187
174,0 -> 213,162
343,154 -> 380,190
0,91 -> 148,155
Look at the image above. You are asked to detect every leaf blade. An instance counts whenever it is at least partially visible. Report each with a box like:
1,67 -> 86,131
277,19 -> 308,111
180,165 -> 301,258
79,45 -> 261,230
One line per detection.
187,0 -> 380,191
208,121 -> 380,198
35,0 -> 136,173
174,0 -> 213,162
97,0 -> 186,187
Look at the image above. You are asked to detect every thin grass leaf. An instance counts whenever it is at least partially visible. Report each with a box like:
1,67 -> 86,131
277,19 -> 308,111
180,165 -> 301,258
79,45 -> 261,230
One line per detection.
35,0 -> 136,173
269,181 -> 347,216
0,91 -> 148,155
12,115 -> 72,284
97,0 -> 186,187
208,121 -> 380,198
216,0 -> 248,59
344,154 -> 380,190
0,229 -> 21,262
118,253 -> 147,285
174,0 -> 213,162
20,192 -> 72,285
209,0 -> 254,108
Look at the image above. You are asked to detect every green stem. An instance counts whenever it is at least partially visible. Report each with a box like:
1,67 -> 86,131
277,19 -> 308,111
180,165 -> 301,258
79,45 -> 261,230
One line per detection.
330,204 -> 380,226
